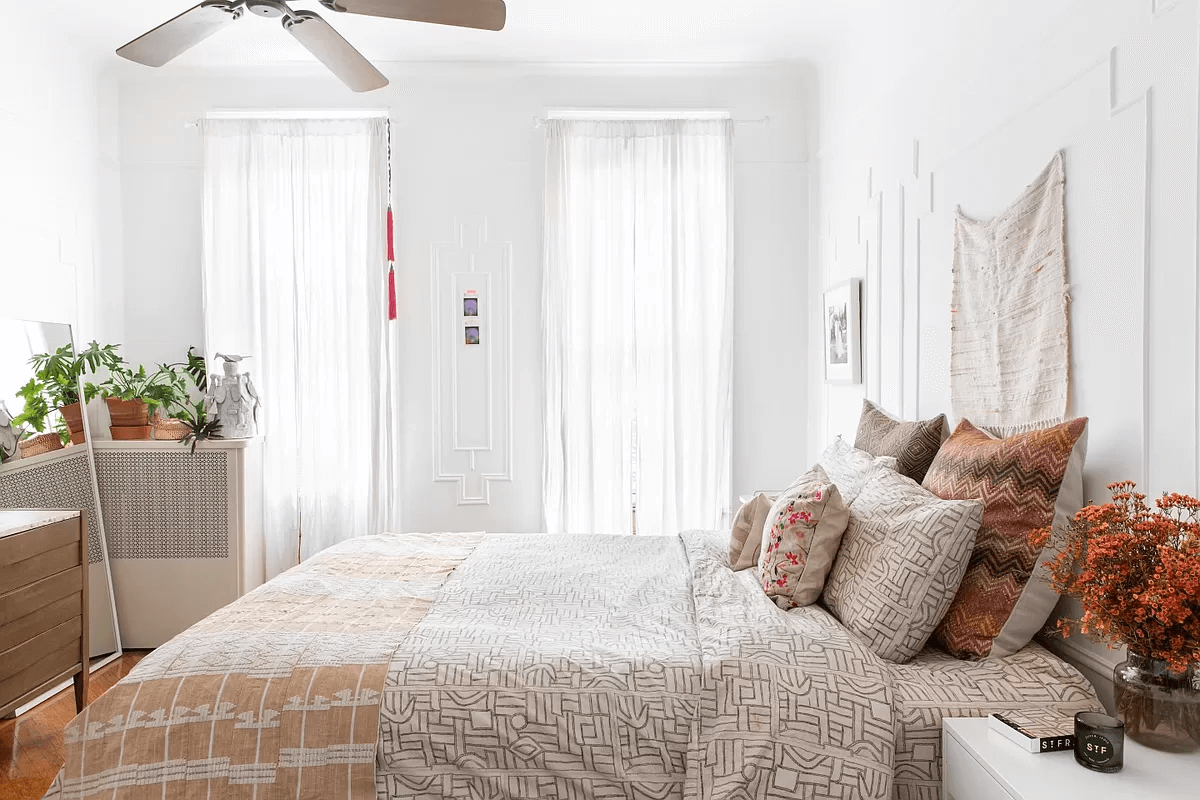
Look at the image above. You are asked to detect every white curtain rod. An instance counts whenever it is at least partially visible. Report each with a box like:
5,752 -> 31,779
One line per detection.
185,114 -> 772,130
532,116 -> 770,130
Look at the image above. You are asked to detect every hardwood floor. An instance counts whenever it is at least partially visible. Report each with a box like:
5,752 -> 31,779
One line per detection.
0,651 -> 148,800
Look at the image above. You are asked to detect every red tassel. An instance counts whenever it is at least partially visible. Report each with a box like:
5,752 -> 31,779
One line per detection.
386,207 -> 395,263
387,267 -> 397,321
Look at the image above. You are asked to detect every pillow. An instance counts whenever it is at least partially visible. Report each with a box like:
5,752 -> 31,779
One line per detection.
758,465 -> 850,609
729,493 -> 773,571
818,437 -> 898,504
854,400 -> 946,483
822,467 -> 983,663
923,418 -> 1088,660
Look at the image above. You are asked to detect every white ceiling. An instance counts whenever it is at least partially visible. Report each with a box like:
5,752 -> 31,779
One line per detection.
59,0 -> 882,69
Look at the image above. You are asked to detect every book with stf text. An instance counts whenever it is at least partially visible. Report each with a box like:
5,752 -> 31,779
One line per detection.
988,711 -> 1076,753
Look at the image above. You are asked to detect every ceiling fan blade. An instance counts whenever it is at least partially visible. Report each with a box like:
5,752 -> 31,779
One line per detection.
321,0 -> 506,32
285,12 -> 389,93
117,1 -> 243,67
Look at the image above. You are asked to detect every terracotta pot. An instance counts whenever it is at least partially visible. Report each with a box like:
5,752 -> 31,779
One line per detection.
59,402 -> 86,445
106,397 -> 151,437
151,417 -> 190,442
18,432 -> 65,458
111,425 -> 152,441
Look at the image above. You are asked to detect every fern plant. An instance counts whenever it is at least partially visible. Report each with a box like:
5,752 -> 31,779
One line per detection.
11,342 -> 122,438
178,401 -> 223,454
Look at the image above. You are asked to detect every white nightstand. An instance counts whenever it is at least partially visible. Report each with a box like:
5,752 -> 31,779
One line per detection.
942,717 -> 1198,800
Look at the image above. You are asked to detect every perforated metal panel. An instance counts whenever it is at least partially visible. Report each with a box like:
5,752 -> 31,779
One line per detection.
0,448 -> 105,564
94,451 -> 230,560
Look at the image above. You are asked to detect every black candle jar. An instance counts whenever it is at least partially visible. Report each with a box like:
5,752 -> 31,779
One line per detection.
1075,711 -> 1125,773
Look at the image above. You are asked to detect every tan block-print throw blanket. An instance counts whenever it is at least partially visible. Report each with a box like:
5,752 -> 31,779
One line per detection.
45,534 -> 481,800
952,151 -> 1070,435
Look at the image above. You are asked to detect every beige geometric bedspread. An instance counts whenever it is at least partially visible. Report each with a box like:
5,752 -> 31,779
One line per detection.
44,534 -> 480,800
378,531 -> 898,800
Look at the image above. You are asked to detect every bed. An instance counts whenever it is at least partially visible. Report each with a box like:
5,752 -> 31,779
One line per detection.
45,530 -> 1100,800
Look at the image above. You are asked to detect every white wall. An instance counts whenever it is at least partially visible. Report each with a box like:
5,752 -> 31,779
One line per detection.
115,62 -> 811,534
810,0 -> 1199,702
0,7 -> 122,344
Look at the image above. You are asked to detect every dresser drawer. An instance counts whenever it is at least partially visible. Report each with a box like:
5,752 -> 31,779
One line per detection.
0,566 -> 84,654
0,616 -> 83,709
0,520 -> 81,591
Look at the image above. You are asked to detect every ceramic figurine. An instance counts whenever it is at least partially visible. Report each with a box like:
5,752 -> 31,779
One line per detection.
0,401 -> 19,462
205,354 -> 261,439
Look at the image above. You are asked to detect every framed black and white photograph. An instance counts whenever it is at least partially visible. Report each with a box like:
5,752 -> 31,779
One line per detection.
823,279 -> 861,384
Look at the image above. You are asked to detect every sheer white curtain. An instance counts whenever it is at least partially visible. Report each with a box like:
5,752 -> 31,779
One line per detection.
542,119 -> 735,536
201,118 -> 400,580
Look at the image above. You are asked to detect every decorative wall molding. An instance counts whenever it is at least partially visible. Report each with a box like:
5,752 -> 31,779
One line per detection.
430,218 -> 514,505
914,218 -> 923,420
872,194 -> 883,404
1102,48 -> 1155,489
897,183 -> 907,418
1196,8 -> 1200,498
1151,0 -> 1184,20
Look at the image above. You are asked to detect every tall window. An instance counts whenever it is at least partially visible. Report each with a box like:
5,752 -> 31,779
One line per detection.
542,118 -> 735,535
201,116 -> 401,580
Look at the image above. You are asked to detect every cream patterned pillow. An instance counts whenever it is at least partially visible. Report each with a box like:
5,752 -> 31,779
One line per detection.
729,493 -> 774,571
818,436 -> 899,504
759,466 -> 851,609
822,466 -> 983,663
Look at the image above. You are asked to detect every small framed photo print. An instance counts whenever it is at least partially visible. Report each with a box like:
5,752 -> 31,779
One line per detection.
463,297 -> 479,317
823,278 -> 861,384
465,326 -> 481,346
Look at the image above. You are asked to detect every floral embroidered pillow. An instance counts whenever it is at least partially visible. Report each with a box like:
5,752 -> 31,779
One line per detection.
759,465 -> 851,609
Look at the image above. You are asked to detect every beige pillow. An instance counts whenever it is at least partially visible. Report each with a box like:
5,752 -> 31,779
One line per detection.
759,466 -> 851,609
729,493 -> 773,571
818,436 -> 898,504
854,399 -> 947,483
823,466 -> 983,663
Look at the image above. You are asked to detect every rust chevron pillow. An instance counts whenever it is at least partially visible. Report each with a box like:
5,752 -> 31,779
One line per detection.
854,400 -> 946,483
923,418 -> 1088,660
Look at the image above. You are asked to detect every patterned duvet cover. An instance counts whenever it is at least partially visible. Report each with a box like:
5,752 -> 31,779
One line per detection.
376,531 -> 1099,800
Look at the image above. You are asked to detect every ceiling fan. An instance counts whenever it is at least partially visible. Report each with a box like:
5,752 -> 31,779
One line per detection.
117,0 -> 507,93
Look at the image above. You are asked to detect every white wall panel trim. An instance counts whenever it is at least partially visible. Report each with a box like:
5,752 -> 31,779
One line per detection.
431,218 -> 514,506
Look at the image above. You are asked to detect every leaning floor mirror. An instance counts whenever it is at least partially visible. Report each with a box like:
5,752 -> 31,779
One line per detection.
0,318 -> 122,681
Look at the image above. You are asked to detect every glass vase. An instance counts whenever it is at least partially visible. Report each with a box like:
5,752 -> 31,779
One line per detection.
1113,651 -> 1200,752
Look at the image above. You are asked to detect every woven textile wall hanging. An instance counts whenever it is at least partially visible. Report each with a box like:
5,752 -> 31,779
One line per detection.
951,151 -> 1070,436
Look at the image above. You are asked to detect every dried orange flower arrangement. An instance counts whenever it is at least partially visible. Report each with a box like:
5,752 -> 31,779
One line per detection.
1030,481 -> 1200,673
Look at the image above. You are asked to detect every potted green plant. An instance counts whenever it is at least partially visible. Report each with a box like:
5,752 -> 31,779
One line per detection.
178,400 -> 223,454
11,342 -> 121,448
103,361 -> 179,440
150,347 -> 208,442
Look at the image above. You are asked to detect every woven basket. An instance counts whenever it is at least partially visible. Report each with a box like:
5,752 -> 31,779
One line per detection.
151,418 -> 191,442
18,432 -> 65,458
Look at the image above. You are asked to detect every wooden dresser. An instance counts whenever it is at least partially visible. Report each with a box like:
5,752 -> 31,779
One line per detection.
0,509 -> 89,716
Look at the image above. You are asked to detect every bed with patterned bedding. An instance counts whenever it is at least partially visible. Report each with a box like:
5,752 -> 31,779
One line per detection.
47,530 -> 1099,800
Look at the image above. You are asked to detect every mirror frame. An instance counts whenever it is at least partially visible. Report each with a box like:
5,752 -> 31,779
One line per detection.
0,317 -> 123,684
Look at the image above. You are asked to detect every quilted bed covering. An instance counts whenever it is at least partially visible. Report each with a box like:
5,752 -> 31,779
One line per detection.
376,531 -> 1098,800
46,530 -> 1099,800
